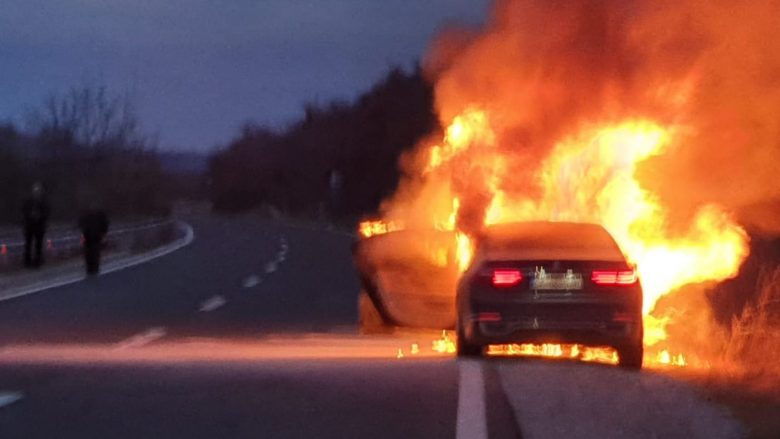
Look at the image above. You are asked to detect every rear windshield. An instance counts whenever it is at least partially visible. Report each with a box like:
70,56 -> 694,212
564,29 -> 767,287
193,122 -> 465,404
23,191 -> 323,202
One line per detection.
480,222 -> 626,261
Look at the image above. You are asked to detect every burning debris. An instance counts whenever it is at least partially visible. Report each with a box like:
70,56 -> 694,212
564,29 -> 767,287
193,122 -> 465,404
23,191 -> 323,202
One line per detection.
360,0 -> 780,368
487,344 -> 619,365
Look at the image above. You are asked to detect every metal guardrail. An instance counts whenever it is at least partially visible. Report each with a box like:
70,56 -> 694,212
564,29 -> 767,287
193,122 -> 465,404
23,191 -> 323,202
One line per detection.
0,219 -> 178,272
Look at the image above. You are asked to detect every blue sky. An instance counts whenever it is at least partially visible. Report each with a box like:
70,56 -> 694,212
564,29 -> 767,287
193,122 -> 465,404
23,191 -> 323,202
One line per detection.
0,0 -> 489,151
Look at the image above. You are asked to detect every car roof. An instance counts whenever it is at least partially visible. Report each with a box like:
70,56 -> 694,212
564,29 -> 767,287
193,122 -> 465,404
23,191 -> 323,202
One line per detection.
477,221 -> 627,262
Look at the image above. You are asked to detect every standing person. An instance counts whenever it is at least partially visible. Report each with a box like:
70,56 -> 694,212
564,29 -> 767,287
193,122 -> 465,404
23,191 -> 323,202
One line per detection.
21,182 -> 50,268
78,207 -> 109,275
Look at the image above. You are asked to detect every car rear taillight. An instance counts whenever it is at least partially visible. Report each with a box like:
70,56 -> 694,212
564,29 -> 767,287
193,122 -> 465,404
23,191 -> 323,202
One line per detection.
492,269 -> 523,287
476,312 -> 502,322
591,270 -> 637,286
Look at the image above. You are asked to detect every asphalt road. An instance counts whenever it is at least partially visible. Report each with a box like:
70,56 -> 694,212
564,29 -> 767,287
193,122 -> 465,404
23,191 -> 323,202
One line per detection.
0,215 -> 742,438
0,215 -> 520,438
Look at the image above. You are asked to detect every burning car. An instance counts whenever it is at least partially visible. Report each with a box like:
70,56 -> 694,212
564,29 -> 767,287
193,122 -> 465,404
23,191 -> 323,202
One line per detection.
353,223 -> 460,333
456,221 -> 644,369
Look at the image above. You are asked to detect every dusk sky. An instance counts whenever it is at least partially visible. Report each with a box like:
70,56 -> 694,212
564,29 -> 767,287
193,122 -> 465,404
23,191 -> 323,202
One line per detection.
0,0 -> 489,152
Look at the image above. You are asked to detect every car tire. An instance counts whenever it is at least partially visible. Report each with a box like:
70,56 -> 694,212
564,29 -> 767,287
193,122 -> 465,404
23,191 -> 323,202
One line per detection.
456,323 -> 482,357
358,289 -> 390,334
617,343 -> 643,370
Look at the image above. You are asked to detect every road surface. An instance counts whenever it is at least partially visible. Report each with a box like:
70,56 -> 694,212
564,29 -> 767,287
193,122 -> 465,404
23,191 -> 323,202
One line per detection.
0,215 -> 742,438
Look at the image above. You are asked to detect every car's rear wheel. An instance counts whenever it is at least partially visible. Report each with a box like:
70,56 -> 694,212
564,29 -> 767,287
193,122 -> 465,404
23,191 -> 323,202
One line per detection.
617,343 -> 643,370
358,289 -> 390,334
456,322 -> 482,357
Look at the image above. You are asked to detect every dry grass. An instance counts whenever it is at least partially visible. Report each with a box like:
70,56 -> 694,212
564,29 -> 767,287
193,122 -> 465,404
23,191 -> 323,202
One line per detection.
725,267 -> 780,375
682,268 -> 780,438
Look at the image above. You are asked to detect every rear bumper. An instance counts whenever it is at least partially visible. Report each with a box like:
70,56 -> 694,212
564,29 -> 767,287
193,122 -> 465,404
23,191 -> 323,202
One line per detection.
465,320 -> 642,348
460,296 -> 643,348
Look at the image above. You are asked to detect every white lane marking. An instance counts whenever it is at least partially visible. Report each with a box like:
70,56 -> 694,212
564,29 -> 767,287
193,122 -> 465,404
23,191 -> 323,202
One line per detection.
457,360 -> 488,439
264,261 -> 278,273
270,235 -> 288,264
114,327 -> 167,350
0,391 -> 23,408
199,295 -> 226,312
243,275 -> 261,288
0,272 -> 86,302
0,222 -> 195,303
278,236 -> 288,259
101,222 -> 194,276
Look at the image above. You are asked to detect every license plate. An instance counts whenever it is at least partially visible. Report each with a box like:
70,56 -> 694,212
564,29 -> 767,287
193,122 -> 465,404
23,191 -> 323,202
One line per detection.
531,272 -> 583,290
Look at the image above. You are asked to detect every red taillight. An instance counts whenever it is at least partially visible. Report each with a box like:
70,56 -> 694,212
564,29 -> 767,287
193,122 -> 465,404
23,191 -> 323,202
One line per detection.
476,312 -> 502,322
612,312 -> 635,323
492,269 -> 523,287
591,270 -> 637,286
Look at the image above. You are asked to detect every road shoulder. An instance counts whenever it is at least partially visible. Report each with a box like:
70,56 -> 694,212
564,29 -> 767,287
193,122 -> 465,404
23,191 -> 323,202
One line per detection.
0,221 -> 193,302
496,359 -> 744,439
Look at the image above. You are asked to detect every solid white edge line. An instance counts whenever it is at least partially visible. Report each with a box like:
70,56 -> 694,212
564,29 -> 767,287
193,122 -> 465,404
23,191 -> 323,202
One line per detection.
100,221 -> 194,276
457,360 -> 489,439
0,391 -> 23,408
0,221 -> 195,302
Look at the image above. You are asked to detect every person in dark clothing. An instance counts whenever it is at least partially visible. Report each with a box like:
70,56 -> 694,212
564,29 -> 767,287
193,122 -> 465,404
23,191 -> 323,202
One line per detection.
78,209 -> 109,275
21,182 -> 50,268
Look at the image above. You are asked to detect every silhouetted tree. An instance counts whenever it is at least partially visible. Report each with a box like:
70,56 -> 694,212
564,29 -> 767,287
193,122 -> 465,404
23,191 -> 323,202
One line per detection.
27,85 -> 148,151
210,66 -> 438,220
0,85 -> 172,223
0,124 -> 28,222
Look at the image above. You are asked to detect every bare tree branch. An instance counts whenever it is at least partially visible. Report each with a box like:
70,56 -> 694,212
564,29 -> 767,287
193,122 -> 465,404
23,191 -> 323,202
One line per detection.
27,84 -> 148,150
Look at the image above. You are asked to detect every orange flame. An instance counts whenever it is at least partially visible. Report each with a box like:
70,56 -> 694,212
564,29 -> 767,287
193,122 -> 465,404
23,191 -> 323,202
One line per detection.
434,111 -> 747,361
361,0 -> 780,366
359,220 -> 404,239
362,109 -> 749,366
487,344 -> 619,365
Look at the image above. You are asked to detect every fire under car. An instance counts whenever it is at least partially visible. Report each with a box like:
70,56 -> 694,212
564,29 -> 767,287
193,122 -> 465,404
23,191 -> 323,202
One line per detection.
456,222 -> 644,369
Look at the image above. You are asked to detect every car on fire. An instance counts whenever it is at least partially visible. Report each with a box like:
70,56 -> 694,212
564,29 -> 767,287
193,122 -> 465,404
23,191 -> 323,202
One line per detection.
353,220 -> 643,369
456,221 -> 644,369
353,226 -> 460,332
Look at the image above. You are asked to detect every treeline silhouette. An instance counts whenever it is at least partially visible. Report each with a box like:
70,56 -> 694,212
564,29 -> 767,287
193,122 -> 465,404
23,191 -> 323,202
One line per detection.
209,67 -> 438,220
0,86 -> 172,224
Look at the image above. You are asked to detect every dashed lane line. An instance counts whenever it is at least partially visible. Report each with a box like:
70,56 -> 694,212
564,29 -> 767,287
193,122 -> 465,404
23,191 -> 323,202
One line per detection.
0,391 -> 23,409
457,360 -> 489,439
199,295 -> 226,312
243,274 -> 261,288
